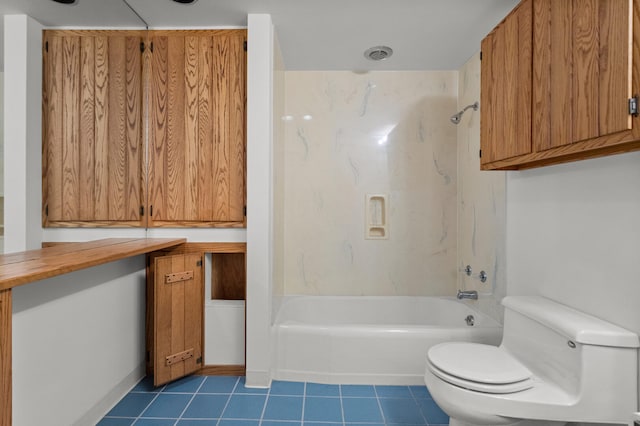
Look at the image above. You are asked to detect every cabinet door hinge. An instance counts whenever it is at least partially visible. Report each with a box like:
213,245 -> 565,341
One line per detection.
243,40 -> 247,52
45,41 -> 49,53
45,205 -> 49,217
243,205 -> 247,216
150,42 -> 154,53
140,205 -> 144,216
479,51 -> 482,61
196,259 -> 202,267
150,205 -> 153,217
479,149 -> 482,158
629,95 -> 639,117
140,42 -> 145,53
196,356 -> 202,364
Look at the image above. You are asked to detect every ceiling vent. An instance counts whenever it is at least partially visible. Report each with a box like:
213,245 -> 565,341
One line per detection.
364,46 -> 393,61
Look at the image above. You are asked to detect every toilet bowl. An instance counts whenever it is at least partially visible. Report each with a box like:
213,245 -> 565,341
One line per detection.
424,296 -> 640,426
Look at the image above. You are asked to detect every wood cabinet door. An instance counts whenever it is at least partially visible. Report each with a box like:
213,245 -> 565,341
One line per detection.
152,253 -> 203,386
42,31 -> 145,227
533,0 -> 633,151
148,30 -> 246,227
480,0 -> 533,166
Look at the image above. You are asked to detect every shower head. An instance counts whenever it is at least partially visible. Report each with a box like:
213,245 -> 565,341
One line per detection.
450,101 -> 479,125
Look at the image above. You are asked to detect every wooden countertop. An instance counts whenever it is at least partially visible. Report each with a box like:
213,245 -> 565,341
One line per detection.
0,238 -> 186,291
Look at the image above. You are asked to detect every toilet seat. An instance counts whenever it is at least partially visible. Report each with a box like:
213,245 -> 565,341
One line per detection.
427,342 -> 534,394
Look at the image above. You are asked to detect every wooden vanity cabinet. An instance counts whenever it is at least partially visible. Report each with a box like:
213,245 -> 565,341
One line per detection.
145,242 -> 246,385
42,29 -> 247,228
146,252 -> 204,386
480,0 -> 640,170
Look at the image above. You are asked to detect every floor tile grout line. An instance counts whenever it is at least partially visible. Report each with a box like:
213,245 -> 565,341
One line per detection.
130,385 -> 165,426
300,382 -> 307,426
410,385 -> 430,426
257,379 -> 272,426
216,376 -> 241,426
126,378 -> 169,425
338,383 -> 346,426
173,376 -> 208,425
373,385 -> 388,426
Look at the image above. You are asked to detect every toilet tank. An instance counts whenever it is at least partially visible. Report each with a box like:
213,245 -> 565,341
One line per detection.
500,296 -> 640,398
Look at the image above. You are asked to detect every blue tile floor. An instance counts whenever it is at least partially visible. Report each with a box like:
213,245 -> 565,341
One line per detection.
98,376 -> 449,426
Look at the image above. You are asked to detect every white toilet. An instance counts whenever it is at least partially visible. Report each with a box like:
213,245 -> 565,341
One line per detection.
424,296 -> 639,426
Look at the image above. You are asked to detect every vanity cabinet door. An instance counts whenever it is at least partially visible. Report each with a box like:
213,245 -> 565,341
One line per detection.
42,31 -> 145,227
480,0 -> 533,166
147,31 -> 246,228
148,253 -> 204,386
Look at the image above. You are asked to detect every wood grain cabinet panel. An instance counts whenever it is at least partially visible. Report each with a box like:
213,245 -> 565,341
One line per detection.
481,0 -> 640,170
480,0 -> 532,166
42,29 -> 247,227
43,31 -> 145,226
148,31 -> 246,227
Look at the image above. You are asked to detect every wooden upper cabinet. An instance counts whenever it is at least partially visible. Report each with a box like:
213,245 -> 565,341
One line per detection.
42,29 -> 247,227
533,0 -> 633,152
481,0 -> 640,170
148,31 -> 246,227
480,0 -> 532,166
43,31 -> 145,226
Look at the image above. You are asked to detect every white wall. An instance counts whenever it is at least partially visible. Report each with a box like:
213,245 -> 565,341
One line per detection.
3,15 -> 42,253
506,152 -> 640,333
245,13 -> 274,387
457,53 -> 506,323
12,256 -> 147,426
272,31 -> 285,314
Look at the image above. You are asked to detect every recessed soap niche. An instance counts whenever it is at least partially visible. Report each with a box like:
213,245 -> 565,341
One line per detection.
365,194 -> 388,239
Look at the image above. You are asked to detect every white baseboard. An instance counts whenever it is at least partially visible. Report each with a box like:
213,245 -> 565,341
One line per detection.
245,369 -> 271,388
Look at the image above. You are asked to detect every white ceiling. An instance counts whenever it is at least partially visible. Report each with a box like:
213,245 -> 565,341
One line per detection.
0,0 -> 519,71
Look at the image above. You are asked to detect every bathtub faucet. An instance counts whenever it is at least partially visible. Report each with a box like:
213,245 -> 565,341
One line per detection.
457,290 -> 478,300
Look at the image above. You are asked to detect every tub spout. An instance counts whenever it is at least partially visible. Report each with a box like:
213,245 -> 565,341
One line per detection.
457,290 -> 478,300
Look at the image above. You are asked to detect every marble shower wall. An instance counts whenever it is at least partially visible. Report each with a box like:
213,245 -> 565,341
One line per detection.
283,71 -> 458,296
457,54 -> 507,322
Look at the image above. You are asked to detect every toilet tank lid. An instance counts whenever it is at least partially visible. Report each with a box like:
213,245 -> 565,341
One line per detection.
502,296 -> 640,348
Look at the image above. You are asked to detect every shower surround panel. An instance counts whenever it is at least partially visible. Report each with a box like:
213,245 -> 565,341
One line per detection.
283,71 -> 457,296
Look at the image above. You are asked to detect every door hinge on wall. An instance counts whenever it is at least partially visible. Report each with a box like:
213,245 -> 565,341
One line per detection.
629,95 -> 639,117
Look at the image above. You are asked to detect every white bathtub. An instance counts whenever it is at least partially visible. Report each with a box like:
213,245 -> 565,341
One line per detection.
272,296 -> 503,385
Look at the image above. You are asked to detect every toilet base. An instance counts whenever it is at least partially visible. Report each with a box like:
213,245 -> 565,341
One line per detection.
449,418 -> 566,426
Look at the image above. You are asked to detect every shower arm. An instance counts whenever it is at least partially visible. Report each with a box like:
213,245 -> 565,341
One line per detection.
461,102 -> 479,114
